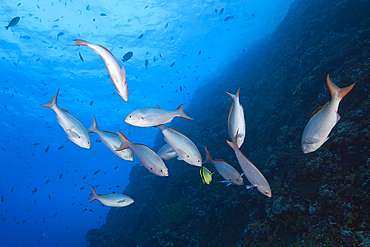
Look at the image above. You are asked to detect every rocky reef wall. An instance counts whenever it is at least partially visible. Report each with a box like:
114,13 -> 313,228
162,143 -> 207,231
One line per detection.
86,0 -> 370,246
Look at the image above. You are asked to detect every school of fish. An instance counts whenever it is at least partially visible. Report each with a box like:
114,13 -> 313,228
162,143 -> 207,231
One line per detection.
40,37 -> 355,206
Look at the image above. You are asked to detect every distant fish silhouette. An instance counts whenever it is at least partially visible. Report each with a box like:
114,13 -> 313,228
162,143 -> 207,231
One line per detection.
198,50 -> 201,56
100,13 -> 107,16
5,17 -> 20,30
224,16 -> 234,21
122,51 -> 133,62
79,52 -> 84,62
145,59 -> 148,70
170,62 -> 175,67
138,34 -> 143,39
219,8 -> 224,15
57,32 -> 64,39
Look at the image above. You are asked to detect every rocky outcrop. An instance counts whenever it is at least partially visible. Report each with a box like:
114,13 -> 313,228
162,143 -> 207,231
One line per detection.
86,0 -> 370,246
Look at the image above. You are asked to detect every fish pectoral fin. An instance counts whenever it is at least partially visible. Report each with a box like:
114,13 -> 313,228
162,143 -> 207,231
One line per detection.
238,133 -> 244,138
240,173 -> 245,177
143,114 -> 158,122
66,129 -> 80,139
302,137 -> 320,145
117,199 -> 125,203
246,185 -> 256,190
226,182 -> 232,187
174,148 -> 189,159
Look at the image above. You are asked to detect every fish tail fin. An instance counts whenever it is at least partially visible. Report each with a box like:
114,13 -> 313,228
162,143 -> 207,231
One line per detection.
327,74 -> 355,101
176,104 -> 193,120
40,89 -> 59,109
226,140 -> 236,150
153,124 -> 166,131
88,185 -> 98,202
88,115 -> 99,133
226,87 -> 240,101
73,39 -> 89,46
203,146 -> 212,164
115,131 -> 130,151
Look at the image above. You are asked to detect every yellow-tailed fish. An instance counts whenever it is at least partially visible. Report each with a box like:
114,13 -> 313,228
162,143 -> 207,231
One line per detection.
88,115 -> 133,161
40,89 -> 91,149
226,88 -> 245,148
115,131 -> 169,177
301,75 -> 355,154
200,166 -> 214,184
72,39 -> 128,102
203,146 -> 243,186
125,104 -> 193,127
227,130 -> 271,197
88,185 -> 134,207
155,124 -> 202,167
157,143 -> 177,161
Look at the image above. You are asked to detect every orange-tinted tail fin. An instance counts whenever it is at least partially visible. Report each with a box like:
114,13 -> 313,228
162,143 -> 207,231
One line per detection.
88,185 -> 98,202
40,89 -> 59,109
327,74 -> 355,100
176,104 -> 193,120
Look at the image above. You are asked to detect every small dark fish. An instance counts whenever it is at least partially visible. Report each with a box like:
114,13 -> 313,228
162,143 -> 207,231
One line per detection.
165,23 -> 168,28
5,17 -> 20,30
80,186 -> 85,190
153,56 -> 156,62
53,19 -> 60,22
116,185 -> 120,188
52,212 -> 57,218
198,50 -> 201,56
58,146 -> 64,150
138,34 -> 143,39
100,13 -> 107,16
79,52 -> 84,62
36,58 -> 40,62
89,209 -> 95,212
20,35 -> 31,40
1,195 -> 4,202
17,3 -> 21,6
224,16 -> 234,21
57,32 -> 64,39
145,59 -> 148,70
144,5 -> 148,9
72,202 -> 75,206
219,8 -> 224,15
122,51 -> 133,62
48,194 -> 51,201
86,5 -> 90,11
215,9 -> 218,13
83,208 -> 87,212
31,187 -> 38,194
180,86 -> 182,92
95,185 -> 100,187
83,175 -> 87,180
90,100 -> 94,106
45,145 -> 50,153
59,173 -> 63,179
93,169 -> 100,175
114,166 -> 118,170
11,187 -> 14,193
159,54 -> 163,58
46,179 -> 50,184
170,62 -> 175,67
251,13 -> 254,17
33,143 -> 41,146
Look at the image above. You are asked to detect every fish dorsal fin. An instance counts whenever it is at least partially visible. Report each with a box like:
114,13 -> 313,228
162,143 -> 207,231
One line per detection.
98,44 -> 114,57
62,109 -> 71,115
214,159 -> 226,162
103,130 -> 118,136
168,127 -> 186,136
310,102 -> 329,119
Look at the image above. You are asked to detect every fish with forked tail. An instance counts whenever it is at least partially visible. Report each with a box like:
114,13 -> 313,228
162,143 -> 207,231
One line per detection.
301,75 -> 355,153
89,185 -> 134,207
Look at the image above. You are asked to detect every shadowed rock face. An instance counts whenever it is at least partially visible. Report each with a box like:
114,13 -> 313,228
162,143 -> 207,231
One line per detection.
86,0 -> 370,246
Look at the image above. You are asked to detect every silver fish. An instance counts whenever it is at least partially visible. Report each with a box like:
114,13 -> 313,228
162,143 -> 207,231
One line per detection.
203,146 -> 243,186
155,125 -> 202,167
40,89 -> 91,149
226,88 -> 245,148
125,104 -> 193,127
89,185 -> 133,207
73,40 -> 128,102
157,143 -> 177,161
116,131 -> 169,176
301,75 -> 355,154
227,131 -> 271,197
88,115 -> 133,161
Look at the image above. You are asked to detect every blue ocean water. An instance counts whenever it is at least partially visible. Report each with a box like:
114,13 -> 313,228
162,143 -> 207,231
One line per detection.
0,0 -> 294,246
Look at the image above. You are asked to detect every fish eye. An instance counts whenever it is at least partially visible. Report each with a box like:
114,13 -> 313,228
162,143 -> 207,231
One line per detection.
197,159 -> 201,163
266,191 -> 269,194
160,169 -> 163,172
